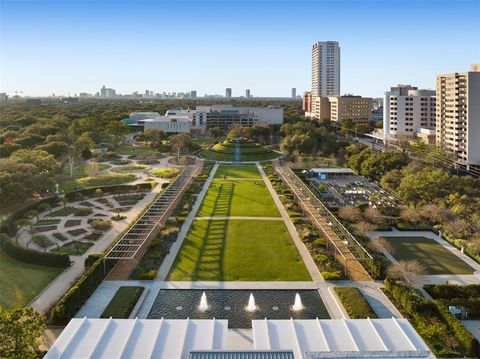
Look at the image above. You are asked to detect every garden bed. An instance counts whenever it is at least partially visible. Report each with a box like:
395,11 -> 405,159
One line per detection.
67,228 -> 88,237
64,219 -> 82,228
334,286 -> 377,318
53,232 -> 69,241
34,225 -> 58,233
101,286 -> 145,319
52,241 -> 93,256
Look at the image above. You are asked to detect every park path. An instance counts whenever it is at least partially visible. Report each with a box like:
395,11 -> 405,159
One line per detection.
256,162 -> 323,282
155,163 -> 220,280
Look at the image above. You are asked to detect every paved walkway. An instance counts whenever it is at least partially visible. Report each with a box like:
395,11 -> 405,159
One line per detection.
257,163 -> 323,282
155,163 -> 219,280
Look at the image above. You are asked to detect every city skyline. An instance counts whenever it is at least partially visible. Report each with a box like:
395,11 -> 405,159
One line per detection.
1,0 -> 479,98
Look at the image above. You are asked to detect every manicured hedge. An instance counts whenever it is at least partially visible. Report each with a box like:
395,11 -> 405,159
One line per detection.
424,284 -> 480,299
65,182 -> 155,201
0,196 -> 59,236
385,278 -> 479,357
334,286 -> 377,319
101,286 -> 144,319
0,234 -> 70,268
434,299 -> 479,358
50,257 -> 116,324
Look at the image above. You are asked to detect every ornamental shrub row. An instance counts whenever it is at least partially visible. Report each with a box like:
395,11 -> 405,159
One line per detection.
49,256 -> 112,324
65,182 -> 154,201
385,278 -> 479,357
0,234 -> 70,268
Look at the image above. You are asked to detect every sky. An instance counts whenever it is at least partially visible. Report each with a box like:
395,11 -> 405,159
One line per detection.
0,0 -> 479,98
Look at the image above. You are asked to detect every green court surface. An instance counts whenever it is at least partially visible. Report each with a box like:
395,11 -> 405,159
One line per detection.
197,179 -> 279,217
382,236 -> 475,275
0,250 -> 63,308
167,219 -> 311,281
214,164 -> 261,179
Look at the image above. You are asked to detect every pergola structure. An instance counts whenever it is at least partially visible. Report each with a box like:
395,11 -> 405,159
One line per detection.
106,166 -> 196,260
276,166 -> 372,281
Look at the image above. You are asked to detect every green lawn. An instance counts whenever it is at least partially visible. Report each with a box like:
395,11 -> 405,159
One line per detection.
382,236 -> 475,275
214,164 -> 261,179
60,173 -> 137,192
101,286 -> 144,318
0,250 -> 63,308
61,163 -> 111,177
197,179 -> 279,217
111,165 -> 148,172
151,167 -> 181,178
167,219 -> 311,281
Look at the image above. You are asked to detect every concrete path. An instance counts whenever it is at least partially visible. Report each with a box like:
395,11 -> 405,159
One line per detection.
194,216 -> 283,221
155,163 -> 219,280
257,162 -> 323,282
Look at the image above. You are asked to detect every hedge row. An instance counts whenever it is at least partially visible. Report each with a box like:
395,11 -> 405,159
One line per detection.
434,299 -> 479,358
0,196 -> 59,236
334,286 -> 377,319
424,284 -> 480,299
0,233 -> 70,268
65,182 -> 155,201
50,256 -> 116,324
385,278 -> 479,357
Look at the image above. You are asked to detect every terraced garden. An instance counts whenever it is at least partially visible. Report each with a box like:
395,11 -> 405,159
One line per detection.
201,139 -> 280,161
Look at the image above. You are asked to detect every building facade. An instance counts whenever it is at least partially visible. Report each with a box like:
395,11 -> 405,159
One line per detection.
328,96 -> 372,123
311,41 -> 340,97
225,88 -> 232,98
383,85 -> 436,141
291,88 -> 296,98
246,89 -> 251,98
436,64 -> 480,165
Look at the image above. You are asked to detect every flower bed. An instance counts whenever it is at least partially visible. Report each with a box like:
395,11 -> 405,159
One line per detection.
64,219 -> 82,228
67,228 -> 88,237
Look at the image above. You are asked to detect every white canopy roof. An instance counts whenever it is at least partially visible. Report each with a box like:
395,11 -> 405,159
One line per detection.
45,318 -> 227,359
252,318 -> 431,359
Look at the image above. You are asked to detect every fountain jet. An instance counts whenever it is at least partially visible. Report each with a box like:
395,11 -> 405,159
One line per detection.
291,293 -> 304,311
246,293 -> 257,312
198,292 -> 209,312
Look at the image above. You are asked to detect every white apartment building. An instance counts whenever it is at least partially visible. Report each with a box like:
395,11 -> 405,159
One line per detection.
383,85 -> 436,141
436,64 -> 480,165
311,41 -> 340,97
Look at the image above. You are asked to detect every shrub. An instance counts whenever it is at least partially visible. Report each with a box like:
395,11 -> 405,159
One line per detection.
137,269 -> 157,280
334,287 -> 377,319
73,207 -> 92,216
84,253 -> 103,269
101,286 -> 144,319
313,238 -> 326,247
90,219 -> 112,231
313,254 -> 328,263
321,271 -> 342,280
0,234 -> 69,267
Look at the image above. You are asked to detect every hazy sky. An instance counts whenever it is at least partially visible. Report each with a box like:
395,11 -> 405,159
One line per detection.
1,0 -> 479,98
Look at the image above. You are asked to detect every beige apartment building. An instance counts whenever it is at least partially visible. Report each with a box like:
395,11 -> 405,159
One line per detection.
328,96 -> 372,123
304,94 -> 372,123
436,64 -> 480,165
311,41 -> 340,97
